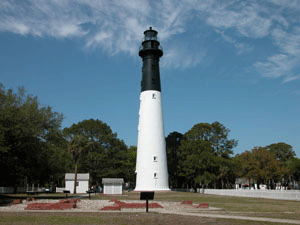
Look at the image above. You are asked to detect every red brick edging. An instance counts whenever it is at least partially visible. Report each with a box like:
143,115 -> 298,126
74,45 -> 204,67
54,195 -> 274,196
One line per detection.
25,199 -> 80,210
101,199 -> 164,211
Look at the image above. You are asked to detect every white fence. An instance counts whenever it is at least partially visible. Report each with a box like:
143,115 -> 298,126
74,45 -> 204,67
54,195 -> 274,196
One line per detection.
0,187 -> 46,193
198,189 -> 300,201
55,187 -> 65,193
17,187 -> 45,193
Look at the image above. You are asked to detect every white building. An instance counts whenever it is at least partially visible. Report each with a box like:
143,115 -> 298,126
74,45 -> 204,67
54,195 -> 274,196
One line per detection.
102,178 -> 124,195
65,173 -> 89,194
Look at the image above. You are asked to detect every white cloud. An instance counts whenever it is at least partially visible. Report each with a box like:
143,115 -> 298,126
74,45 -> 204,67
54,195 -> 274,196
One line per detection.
217,30 -> 253,54
254,26 -> 300,81
205,1 -> 273,38
254,54 -> 294,78
161,47 -> 204,69
267,0 -> 300,10
11,22 -> 30,35
283,76 -> 300,83
201,1 -> 300,83
86,31 -> 113,49
0,0 -> 300,81
272,27 -> 300,55
0,1 -> 89,38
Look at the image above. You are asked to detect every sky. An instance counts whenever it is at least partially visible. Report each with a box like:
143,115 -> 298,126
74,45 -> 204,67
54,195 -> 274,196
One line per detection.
1,0 -> 299,156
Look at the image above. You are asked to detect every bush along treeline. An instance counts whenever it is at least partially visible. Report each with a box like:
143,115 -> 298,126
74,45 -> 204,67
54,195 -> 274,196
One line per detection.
1,84 -> 299,190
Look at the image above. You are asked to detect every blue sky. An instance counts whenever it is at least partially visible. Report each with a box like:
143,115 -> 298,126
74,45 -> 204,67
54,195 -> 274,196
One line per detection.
1,0 -> 299,156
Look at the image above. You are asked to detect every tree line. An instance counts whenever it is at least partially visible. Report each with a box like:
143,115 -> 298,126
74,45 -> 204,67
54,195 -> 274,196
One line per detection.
0,84 -> 135,189
166,124 -> 300,189
1,84 -> 299,190
235,144 -> 300,189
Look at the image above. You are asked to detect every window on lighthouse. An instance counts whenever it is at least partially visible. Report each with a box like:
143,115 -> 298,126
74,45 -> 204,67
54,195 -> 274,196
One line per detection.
152,94 -> 156,99
154,156 -> 158,161
154,173 -> 158,178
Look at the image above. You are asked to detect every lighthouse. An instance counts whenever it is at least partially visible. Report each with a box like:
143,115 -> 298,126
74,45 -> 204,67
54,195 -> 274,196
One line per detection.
135,27 -> 169,191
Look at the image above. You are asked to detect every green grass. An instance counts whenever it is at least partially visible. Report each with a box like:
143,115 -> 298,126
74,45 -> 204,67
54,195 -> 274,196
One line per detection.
0,212 -> 294,225
215,218 -> 286,225
0,213 -> 124,224
93,191 -> 300,211
1,212 -> 287,225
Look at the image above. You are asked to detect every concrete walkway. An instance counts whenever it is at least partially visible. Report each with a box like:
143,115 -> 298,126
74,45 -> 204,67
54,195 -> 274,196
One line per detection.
202,189 -> 300,201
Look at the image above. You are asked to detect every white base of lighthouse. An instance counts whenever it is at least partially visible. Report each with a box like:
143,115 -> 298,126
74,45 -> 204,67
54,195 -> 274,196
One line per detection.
135,90 -> 169,191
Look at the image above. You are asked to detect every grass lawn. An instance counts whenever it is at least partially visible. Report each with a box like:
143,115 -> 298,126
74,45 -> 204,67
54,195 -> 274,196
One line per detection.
1,191 -> 300,224
0,212 -> 281,225
92,191 -> 300,220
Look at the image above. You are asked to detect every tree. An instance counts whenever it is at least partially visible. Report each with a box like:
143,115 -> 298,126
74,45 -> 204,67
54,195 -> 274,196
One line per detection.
266,142 -> 295,163
235,147 -> 284,188
122,146 -> 137,187
266,142 -> 297,188
68,135 -> 94,194
183,122 -> 237,157
179,136 -> 216,188
286,157 -> 300,187
166,131 -> 183,188
235,150 -> 256,185
217,156 -> 236,189
47,141 -> 73,188
0,84 -> 64,187
178,122 -> 237,189
63,119 -> 131,186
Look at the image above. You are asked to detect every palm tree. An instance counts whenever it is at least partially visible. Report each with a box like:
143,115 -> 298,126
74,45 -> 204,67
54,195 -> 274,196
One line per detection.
68,135 -> 90,194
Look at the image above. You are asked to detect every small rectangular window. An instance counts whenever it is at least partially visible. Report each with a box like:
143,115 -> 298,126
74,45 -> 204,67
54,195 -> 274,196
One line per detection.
154,173 -> 158,178
152,94 -> 156,99
154,156 -> 158,162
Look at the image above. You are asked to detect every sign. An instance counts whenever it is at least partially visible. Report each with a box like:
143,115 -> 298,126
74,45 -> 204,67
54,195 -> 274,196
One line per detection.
140,191 -> 154,200
140,192 -> 155,213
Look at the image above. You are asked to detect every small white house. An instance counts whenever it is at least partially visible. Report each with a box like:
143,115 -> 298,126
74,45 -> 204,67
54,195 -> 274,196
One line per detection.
65,173 -> 89,194
102,178 -> 124,195
235,178 -> 255,189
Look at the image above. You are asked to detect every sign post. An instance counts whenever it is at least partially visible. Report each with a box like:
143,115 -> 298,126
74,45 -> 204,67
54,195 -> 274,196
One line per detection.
140,192 -> 155,213
63,190 -> 70,199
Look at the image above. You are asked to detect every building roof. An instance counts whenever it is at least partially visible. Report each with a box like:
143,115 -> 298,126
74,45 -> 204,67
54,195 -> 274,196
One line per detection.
102,178 -> 124,184
65,173 -> 89,181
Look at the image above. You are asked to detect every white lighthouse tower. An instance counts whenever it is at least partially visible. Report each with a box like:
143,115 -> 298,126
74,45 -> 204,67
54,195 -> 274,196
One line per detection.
135,27 -> 169,191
